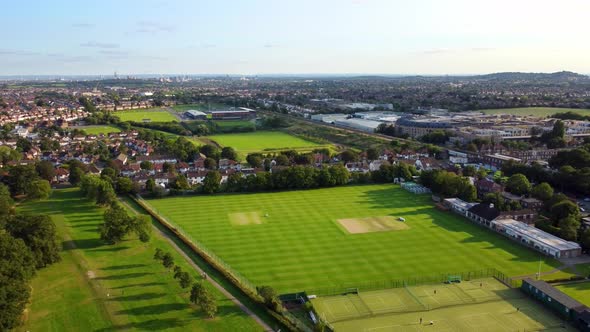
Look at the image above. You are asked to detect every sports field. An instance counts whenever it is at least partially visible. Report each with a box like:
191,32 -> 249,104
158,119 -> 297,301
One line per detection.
17,189 -> 262,331
480,107 -> 590,117
556,281 -> 590,307
317,278 -> 573,331
207,131 -> 326,154
145,184 -> 560,294
115,109 -> 177,122
80,125 -> 121,135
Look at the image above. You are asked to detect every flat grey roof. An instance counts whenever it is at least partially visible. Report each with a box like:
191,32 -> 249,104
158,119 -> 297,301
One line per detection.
494,218 -> 581,252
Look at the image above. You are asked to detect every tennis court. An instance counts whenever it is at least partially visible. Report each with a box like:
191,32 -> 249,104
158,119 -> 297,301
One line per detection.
311,277 -> 575,331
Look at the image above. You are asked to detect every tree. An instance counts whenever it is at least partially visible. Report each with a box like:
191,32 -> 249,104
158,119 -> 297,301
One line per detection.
200,291 -> 218,318
339,150 -> 358,163
100,204 -> 130,244
4,214 -> 61,268
558,216 -> 580,241
172,174 -> 191,190
16,137 -> 32,152
221,147 -> 238,160
140,161 -> 154,170
116,177 -> 134,194
163,162 -> 175,174
7,164 -> 39,196
202,171 -> 221,194
274,154 -> 290,166
173,265 -> 183,279
154,248 -> 164,261
0,184 -> 14,217
131,214 -> 152,243
531,182 -> 554,202
204,158 -> 217,170
366,148 -> 379,161
246,154 -> 263,168
0,233 -> 36,330
190,282 -> 205,305
505,174 -> 531,196
199,144 -> 219,159
27,180 -> 51,200
162,252 -> 174,269
178,272 -> 192,289
0,146 -> 21,166
35,160 -> 55,182
257,285 -> 278,308
551,200 -> 580,222
146,178 -> 156,192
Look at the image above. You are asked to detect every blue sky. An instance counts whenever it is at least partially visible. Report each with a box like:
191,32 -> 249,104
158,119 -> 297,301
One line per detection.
1,0 -> 589,75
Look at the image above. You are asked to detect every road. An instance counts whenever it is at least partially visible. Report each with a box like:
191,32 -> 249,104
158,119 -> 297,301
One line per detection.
120,198 -> 274,332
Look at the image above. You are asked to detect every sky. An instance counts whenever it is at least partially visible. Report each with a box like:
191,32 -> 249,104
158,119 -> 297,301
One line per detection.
1,0 -> 589,76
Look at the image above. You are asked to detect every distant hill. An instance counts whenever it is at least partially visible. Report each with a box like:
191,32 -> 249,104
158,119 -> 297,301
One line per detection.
472,71 -> 589,82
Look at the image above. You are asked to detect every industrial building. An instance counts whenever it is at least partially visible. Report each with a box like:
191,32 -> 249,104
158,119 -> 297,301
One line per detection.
333,118 -> 383,133
184,110 -> 207,120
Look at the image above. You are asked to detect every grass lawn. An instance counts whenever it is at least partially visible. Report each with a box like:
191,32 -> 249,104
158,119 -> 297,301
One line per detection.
315,277 -> 574,331
145,184 -> 560,294
80,125 -> 121,135
115,109 -> 177,122
207,131 -> 325,155
556,282 -> 590,307
18,189 -> 262,331
480,107 -> 590,117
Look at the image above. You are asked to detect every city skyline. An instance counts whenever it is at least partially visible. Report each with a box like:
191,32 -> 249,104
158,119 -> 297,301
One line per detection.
1,0 -> 589,75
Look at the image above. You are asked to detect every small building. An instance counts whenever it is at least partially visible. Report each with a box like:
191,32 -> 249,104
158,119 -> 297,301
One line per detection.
184,110 -> 207,120
443,198 -> 477,216
521,278 -> 590,331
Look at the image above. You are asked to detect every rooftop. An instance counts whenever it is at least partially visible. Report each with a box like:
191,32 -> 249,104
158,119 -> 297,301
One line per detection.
495,218 -> 581,252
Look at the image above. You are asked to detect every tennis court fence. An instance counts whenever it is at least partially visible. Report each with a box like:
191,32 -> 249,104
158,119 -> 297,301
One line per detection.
306,267 -> 520,297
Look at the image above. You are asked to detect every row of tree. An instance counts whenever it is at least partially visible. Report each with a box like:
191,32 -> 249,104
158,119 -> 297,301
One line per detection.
79,174 -> 151,244
153,249 -> 217,318
0,182 -> 60,329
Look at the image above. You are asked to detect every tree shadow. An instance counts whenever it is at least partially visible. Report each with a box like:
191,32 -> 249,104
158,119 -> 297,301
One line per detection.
94,318 -> 187,331
114,303 -> 188,316
101,264 -> 146,271
110,282 -> 167,289
95,272 -> 152,281
62,238 -> 103,250
109,292 -> 165,302
90,246 -> 131,253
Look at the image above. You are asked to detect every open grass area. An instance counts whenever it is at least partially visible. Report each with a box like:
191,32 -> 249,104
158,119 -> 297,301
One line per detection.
17,189 -> 262,331
145,184 -> 560,294
556,281 -> 590,307
323,278 -> 574,331
480,107 -> 590,117
207,131 -> 325,155
79,125 -> 121,135
115,109 -> 177,122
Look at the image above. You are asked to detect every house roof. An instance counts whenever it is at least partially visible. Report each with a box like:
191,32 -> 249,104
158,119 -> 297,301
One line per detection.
523,278 -> 587,310
468,203 -> 500,221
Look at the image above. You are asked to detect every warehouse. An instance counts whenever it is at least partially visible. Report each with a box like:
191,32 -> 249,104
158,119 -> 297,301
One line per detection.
333,118 -> 383,133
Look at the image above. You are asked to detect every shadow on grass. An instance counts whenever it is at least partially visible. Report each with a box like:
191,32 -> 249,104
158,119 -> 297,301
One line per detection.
62,238 -> 104,250
102,264 -> 146,271
90,246 -> 131,253
94,318 -> 187,331
111,282 -> 167,289
114,303 -> 188,316
110,292 -> 166,302
95,272 -> 152,281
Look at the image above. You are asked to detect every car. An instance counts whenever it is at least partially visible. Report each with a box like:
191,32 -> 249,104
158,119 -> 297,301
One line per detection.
584,198 -> 590,202
398,217 -> 406,222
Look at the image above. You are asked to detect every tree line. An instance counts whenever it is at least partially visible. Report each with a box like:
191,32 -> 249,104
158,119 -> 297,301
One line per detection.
0,183 -> 60,329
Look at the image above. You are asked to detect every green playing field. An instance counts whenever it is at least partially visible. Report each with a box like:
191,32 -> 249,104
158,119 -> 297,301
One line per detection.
114,109 -> 177,122
312,277 -> 574,331
144,184 -> 560,294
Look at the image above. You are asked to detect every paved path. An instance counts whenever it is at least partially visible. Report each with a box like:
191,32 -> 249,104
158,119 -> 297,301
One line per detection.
120,199 -> 274,332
